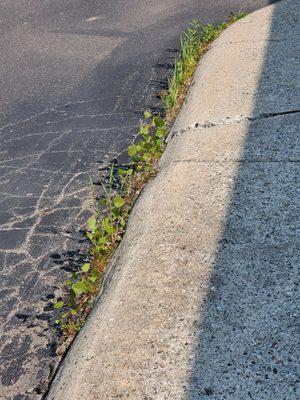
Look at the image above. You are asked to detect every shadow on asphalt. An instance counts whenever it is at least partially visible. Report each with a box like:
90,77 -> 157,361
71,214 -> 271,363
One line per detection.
186,1 -> 299,399
0,0 -> 282,398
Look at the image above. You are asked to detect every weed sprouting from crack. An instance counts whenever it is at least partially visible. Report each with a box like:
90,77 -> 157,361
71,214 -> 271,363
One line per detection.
162,13 -> 246,121
53,12 -> 247,352
53,113 -> 166,344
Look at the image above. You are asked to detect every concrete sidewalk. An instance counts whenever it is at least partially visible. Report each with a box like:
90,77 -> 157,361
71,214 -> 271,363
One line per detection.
47,1 -> 299,399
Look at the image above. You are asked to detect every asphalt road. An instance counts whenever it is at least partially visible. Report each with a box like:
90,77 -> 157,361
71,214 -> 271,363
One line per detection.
0,0 -> 276,398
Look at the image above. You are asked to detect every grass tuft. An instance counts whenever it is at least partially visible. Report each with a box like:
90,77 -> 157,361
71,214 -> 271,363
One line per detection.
162,13 -> 246,121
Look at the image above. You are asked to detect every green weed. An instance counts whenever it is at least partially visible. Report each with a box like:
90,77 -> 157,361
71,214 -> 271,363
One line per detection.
53,12 -> 246,349
162,14 -> 246,120
54,113 -> 166,341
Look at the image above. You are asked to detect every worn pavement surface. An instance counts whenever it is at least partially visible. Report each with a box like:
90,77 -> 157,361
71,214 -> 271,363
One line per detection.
47,0 -> 299,399
0,1 -> 279,398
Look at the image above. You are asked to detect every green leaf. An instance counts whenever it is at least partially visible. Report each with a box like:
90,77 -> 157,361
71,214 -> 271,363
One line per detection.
142,152 -> 152,161
156,126 -> 165,138
144,111 -> 151,119
113,195 -> 125,208
104,224 -> 115,234
153,116 -> 165,127
87,217 -> 96,231
102,217 -> 109,225
53,301 -> 64,309
102,218 -> 116,234
89,269 -> 99,283
86,232 -> 93,241
72,281 -> 89,296
120,219 -> 126,227
82,263 -> 90,273
128,144 -> 137,157
71,309 -> 77,315
112,208 -> 120,218
55,319 -> 61,325
143,142 -> 152,150
66,279 -> 72,286
70,289 -> 76,307
119,167 -> 133,176
139,124 -> 149,136
98,236 -> 107,245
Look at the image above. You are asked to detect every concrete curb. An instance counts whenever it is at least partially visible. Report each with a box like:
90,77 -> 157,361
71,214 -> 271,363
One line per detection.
47,1 -> 300,398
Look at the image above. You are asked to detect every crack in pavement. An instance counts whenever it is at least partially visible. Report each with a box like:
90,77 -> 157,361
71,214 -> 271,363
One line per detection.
0,1 -> 277,398
169,109 -> 300,139
0,89 -> 145,397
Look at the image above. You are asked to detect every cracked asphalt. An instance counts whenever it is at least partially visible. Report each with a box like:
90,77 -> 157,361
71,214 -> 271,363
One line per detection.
0,0 -> 277,398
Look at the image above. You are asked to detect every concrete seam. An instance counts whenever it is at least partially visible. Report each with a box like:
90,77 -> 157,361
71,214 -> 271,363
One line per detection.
167,159 -> 300,165
169,109 -> 300,139
212,38 -> 293,47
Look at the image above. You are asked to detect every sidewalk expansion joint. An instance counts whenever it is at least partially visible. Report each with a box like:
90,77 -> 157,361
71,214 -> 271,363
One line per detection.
168,159 -> 299,165
250,108 -> 300,121
169,108 -> 300,139
213,38 -> 292,47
